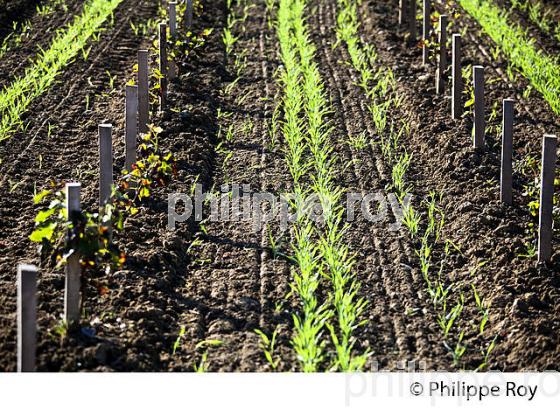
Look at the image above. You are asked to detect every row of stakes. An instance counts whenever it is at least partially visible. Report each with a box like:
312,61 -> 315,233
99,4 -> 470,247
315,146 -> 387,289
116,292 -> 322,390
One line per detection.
401,0 -> 557,262
16,0 -> 193,372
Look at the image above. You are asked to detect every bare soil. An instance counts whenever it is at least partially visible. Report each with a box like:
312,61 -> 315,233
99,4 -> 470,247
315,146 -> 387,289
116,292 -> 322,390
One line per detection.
0,0 -> 558,371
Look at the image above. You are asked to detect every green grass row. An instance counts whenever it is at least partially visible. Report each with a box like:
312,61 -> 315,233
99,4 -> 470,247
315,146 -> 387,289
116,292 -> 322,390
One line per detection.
291,0 -> 368,371
459,0 -> 560,115
0,0 -> 124,142
336,0 -> 495,369
277,0 -> 325,372
509,0 -> 560,45
0,0 -> 69,60
277,0 -> 368,371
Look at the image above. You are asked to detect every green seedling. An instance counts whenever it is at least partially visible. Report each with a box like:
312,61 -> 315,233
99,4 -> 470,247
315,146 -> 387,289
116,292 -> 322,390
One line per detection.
48,318 -> 68,344
194,339 -> 223,372
222,28 -> 238,57
254,328 -> 280,370
477,336 -> 497,371
82,46 -> 91,61
267,225 -> 284,258
518,241 -> 537,259
444,330 -> 467,367
391,151 -> 412,200
348,131 -> 368,150
172,325 -> 186,354
401,201 -> 420,238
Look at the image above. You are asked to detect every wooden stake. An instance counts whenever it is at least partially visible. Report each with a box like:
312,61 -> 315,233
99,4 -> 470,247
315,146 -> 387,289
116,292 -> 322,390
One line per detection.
538,135 -> 557,263
159,23 -> 168,110
65,183 -> 81,326
169,2 -> 177,38
17,264 -> 37,372
125,85 -> 138,171
185,0 -> 193,29
436,15 -> 448,94
422,0 -> 431,65
168,2 -> 178,81
473,65 -> 485,149
98,124 -> 113,207
500,99 -> 514,205
451,34 -> 462,119
409,0 -> 417,41
137,50 -> 149,134
399,0 -> 407,26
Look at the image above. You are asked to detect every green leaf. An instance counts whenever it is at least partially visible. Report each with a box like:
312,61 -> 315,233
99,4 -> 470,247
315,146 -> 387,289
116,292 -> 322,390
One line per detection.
34,207 -> 56,224
29,222 -> 57,242
479,314 -> 488,334
195,339 -> 223,349
140,186 -> 150,199
33,189 -> 52,204
471,284 -> 481,308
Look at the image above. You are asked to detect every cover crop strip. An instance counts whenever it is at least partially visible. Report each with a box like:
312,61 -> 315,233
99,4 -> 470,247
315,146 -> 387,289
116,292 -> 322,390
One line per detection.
277,0 -> 368,371
458,0 -> 560,115
291,0 -> 368,371
336,0 -> 495,369
0,0 -> 68,59
0,0 -> 124,142
508,0 -> 560,45
278,0 -> 326,372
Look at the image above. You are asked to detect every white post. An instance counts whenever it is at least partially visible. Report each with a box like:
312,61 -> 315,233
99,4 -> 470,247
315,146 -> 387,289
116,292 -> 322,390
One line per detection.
409,0 -> 416,41
169,1 -> 178,81
451,34 -> 462,119
137,50 -> 149,133
185,0 -> 193,29
422,0 -> 431,65
98,124 -> 113,207
125,85 -> 138,171
159,23 -> 168,110
169,2 -> 177,38
169,2 -> 178,81
436,15 -> 448,94
17,264 -> 38,372
538,135 -> 557,263
473,66 -> 485,149
399,0 -> 407,26
65,183 -> 81,326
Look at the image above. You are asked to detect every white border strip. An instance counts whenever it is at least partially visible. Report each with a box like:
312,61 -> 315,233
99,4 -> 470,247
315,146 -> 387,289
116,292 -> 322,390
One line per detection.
0,372 -> 558,409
